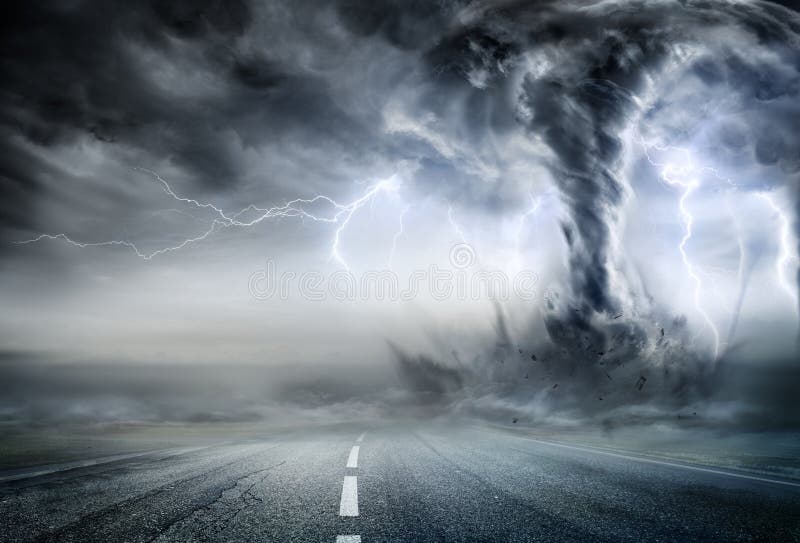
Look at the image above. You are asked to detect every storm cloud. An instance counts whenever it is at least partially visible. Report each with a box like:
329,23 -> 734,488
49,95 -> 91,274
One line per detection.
1,1 -> 799,430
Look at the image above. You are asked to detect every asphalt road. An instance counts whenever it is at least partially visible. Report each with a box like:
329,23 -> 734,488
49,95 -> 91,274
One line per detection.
1,423 -> 798,542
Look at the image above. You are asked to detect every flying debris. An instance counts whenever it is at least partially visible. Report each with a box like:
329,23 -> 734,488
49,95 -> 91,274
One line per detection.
613,314 -> 623,319
530,354 -> 537,361
636,376 -> 647,391
552,383 -> 559,389
512,418 -> 518,424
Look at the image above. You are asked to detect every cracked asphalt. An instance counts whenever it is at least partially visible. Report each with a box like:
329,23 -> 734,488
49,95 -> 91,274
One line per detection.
1,423 -> 798,542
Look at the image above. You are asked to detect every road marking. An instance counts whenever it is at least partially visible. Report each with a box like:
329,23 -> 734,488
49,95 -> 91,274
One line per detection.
517,438 -> 800,488
346,446 -> 360,468
0,446 -> 210,483
336,536 -> 361,543
356,432 -> 366,442
339,476 -> 359,516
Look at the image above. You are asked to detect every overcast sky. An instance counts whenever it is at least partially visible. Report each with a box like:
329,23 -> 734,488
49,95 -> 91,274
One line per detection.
1,0 -> 799,428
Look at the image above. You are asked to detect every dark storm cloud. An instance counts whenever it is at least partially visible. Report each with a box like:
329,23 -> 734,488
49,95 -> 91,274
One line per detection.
1,1 -> 251,175
3,0 -> 799,254
0,0 -> 381,249
335,0 -> 454,50
2,0 -> 800,429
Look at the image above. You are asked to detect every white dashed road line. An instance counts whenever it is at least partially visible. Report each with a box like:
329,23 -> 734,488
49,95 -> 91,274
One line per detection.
337,432 -> 365,540
339,475 -> 359,516
346,446 -> 360,469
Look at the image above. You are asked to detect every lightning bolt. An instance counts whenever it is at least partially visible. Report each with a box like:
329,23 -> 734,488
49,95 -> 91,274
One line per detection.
16,169 -> 400,266
639,138 -> 721,359
328,177 -> 399,269
637,131 -> 800,356
510,194 -> 541,272
447,204 -> 467,244
758,192 -> 799,311
725,191 -> 749,348
675,174 -> 721,359
15,222 -> 224,261
388,205 -> 410,269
